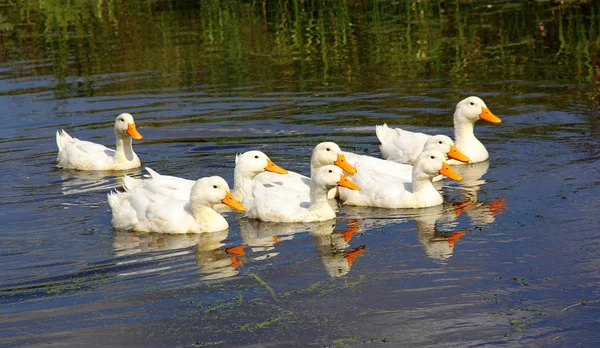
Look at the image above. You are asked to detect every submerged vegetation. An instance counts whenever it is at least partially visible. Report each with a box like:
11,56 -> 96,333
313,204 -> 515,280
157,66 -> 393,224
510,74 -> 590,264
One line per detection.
0,0 -> 599,93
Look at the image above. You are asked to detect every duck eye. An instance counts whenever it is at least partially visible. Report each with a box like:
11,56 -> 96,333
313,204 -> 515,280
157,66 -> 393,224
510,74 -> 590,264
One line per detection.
438,141 -> 442,144
470,102 -> 474,106
213,185 -> 218,189
254,155 -> 259,159
326,148 -> 330,151
430,156 -> 435,159
328,170 -> 333,173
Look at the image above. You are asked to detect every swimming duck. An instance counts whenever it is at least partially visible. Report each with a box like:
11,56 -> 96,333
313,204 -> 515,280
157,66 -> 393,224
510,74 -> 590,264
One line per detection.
343,134 -> 469,183
376,96 -> 501,164
244,165 -> 360,223
56,113 -> 143,170
122,150 -> 288,202
340,150 -> 462,208
108,176 -> 245,234
253,141 -> 357,196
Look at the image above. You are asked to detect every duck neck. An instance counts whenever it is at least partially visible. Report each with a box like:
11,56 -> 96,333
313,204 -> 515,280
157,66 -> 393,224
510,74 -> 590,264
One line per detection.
453,115 -> 486,161
115,132 -> 136,162
308,183 -> 336,219
310,161 -> 318,177
190,201 -> 226,231
453,115 -> 475,146
232,169 -> 256,201
411,171 -> 441,200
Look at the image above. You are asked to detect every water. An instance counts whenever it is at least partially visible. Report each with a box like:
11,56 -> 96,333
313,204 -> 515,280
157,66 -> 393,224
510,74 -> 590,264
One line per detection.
1,1 -> 600,346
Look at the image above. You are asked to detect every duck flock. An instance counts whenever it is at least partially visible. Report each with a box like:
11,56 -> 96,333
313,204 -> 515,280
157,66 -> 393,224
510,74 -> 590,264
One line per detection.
55,96 -> 501,234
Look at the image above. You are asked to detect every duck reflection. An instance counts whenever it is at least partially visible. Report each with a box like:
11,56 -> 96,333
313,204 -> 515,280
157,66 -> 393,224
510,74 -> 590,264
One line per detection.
342,205 -> 464,262
59,168 -> 141,196
237,218 -> 306,261
309,220 -> 367,278
342,160 -> 506,262
238,218 -> 366,277
450,161 -> 506,225
112,229 -> 245,280
413,205 -> 466,262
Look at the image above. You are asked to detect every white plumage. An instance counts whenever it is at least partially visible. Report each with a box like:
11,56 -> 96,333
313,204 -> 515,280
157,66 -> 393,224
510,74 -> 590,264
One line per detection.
244,165 -> 360,223
340,150 -> 463,209
376,96 -> 501,165
56,113 -> 143,171
108,176 -> 245,234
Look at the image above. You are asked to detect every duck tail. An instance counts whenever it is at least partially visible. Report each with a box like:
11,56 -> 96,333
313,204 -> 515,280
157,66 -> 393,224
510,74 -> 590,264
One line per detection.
375,123 -> 398,144
122,175 -> 141,192
56,129 -> 74,150
107,191 -> 120,211
144,167 -> 160,179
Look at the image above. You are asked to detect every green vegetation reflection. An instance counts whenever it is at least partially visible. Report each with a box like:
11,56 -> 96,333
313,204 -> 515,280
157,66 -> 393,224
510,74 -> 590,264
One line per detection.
1,0 -> 598,92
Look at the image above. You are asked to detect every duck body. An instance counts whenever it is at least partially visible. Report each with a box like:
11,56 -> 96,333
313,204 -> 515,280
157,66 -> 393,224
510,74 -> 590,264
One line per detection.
376,96 -> 501,165
56,113 -> 143,171
342,134 -> 468,183
244,165 -> 360,223
375,128 -> 432,165
254,142 -> 357,197
108,176 -> 245,234
123,167 -> 195,201
122,151 -> 288,203
340,150 -> 462,209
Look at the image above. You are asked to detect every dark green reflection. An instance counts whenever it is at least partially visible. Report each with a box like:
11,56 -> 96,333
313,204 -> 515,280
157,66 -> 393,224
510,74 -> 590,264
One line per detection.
1,0 -> 598,92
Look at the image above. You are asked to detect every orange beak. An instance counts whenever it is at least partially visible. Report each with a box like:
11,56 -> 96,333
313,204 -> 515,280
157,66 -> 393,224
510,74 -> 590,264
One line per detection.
447,231 -> 466,248
438,162 -> 463,181
230,256 -> 243,268
264,159 -> 288,174
225,245 -> 246,256
447,145 -> 470,163
337,175 -> 360,191
126,123 -> 143,140
452,200 -> 474,217
487,197 -> 506,216
334,153 -> 357,174
344,246 -> 366,266
221,191 -> 246,211
343,225 -> 360,243
479,107 -> 501,124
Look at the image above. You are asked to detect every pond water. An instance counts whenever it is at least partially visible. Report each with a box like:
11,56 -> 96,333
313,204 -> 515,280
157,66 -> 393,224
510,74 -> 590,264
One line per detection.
1,1 -> 600,347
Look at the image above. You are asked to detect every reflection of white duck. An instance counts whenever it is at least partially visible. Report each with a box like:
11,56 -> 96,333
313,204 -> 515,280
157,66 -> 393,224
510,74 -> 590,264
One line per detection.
376,96 -> 501,164
450,161 -> 506,225
108,176 -> 245,233
342,134 -> 469,183
411,205 -> 466,262
342,205 -> 465,262
58,168 -> 141,197
244,165 -> 360,223
112,228 -> 229,257
254,142 -> 357,197
112,229 -> 244,280
340,150 -> 463,208
56,113 -> 143,170
121,151 -> 288,202
195,243 -> 247,281
310,220 -> 366,278
237,219 -> 305,260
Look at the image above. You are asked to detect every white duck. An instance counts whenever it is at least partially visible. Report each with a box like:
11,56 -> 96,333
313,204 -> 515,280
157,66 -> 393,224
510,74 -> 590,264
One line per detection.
108,176 -> 245,234
254,141 -> 357,196
122,150 -> 288,202
376,96 -> 501,164
340,150 -> 463,209
56,113 -> 143,170
343,134 -> 469,183
244,165 -> 360,223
